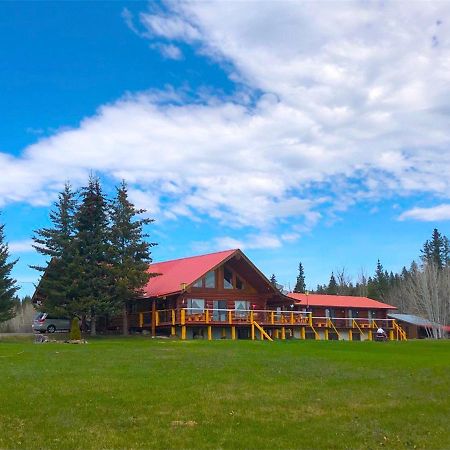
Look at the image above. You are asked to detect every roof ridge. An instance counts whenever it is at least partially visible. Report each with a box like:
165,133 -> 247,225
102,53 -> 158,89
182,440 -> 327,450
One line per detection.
149,248 -> 238,266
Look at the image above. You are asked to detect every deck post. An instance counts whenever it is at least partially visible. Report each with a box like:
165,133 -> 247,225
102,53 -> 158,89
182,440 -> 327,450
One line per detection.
281,327 -> 286,340
181,309 -> 186,340
389,329 -> 394,341
274,329 -> 279,339
251,311 -> 255,340
290,312 -> 294,324
300,326 -> 305,340
368,330 -> 372,341
228,311 -> 232,325
324,328 -> 329,340
231,326 -> 236,340
205,309 -> 210,324
151,300 -> 156,337
171,326 -> 176,336
348,329 -> 353,341
271,311 -> 275,324
208,325 -> 212,341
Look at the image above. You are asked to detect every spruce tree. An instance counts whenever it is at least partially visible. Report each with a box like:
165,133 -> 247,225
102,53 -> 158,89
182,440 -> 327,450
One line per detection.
326,273 -> 338,295
420,228 -> 449,269
109,181 -> 157,335
270,274 -> 277,287
72,175 -> 114,335
0,219 -> 19,322
31,182 -> 78,317
293,262 -> 306,293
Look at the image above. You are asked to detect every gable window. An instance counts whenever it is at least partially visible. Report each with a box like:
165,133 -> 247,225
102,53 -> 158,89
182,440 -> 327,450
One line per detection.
187,299 -> 205,315
193,279 -> 202,288
205,270 -> 216,288
224,267 -> 233,289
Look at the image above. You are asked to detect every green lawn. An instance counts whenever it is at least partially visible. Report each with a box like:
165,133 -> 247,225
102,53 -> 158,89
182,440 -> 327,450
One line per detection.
0,337 -> 449,449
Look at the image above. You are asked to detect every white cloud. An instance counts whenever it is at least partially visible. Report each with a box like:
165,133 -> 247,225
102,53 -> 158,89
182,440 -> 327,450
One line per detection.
8,239 -> 34,254
150,43 -> 183,60
2,1 -> 450,234
399,204 -> 450,222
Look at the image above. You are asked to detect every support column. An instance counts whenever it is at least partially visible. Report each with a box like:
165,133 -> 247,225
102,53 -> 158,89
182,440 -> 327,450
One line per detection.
300,327 -> 305,340
251,323 -> 255,340
181,309 -> 186,340
151,300 -> 156,337
208,325 -> 212,341
324,328 -> 329,340
231,326 -> 236,340
368,330 -> 372,341
348,329 -> 353,341
389,330 -> 394,341
171,326 -> 176,336
274,329 -> 279,339
281,327 -> 286,340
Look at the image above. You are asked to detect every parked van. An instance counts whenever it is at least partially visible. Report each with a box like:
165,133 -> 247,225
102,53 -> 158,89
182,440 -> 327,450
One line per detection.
32,313 -> 71,333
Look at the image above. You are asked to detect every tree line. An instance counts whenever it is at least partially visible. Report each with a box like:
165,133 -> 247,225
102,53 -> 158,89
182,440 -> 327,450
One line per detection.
0,176 -> 156,335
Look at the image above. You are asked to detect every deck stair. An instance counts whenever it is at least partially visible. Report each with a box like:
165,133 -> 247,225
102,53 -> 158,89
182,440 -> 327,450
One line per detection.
253,321 -> 273,341
327,318 -> 342,339
352,319 -> 367,339
393,321 -> 407,341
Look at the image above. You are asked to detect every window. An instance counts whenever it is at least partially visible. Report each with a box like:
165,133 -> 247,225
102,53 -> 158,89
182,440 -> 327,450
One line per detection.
236,276 -> 244,290
193,279 -> 202,288
235,300 -> 250,317
224,267 -> 233,289
187,299 -> 205,315
205,271 -> 216,288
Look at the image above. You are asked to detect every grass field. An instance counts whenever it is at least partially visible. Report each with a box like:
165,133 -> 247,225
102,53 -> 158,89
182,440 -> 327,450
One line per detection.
0,337 -> 449,449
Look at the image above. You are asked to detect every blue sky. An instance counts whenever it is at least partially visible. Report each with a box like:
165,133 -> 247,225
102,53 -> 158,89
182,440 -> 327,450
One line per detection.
2,1 -> 450,296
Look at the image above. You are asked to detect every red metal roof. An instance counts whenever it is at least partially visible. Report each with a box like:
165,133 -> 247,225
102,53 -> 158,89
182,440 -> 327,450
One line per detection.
287,293 -> 396,309
143,249 -> 238,298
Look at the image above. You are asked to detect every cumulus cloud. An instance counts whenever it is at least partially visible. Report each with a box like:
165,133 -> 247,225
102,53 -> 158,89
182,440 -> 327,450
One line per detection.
399,204 -> 450,222
2,2 -> 450,249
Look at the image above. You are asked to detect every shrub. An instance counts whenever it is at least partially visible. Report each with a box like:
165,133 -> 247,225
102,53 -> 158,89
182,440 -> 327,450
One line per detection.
69,317 -> 81,340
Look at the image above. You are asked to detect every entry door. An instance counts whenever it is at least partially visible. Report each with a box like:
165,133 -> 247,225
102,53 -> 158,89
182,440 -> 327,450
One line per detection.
213,300 -> 227,321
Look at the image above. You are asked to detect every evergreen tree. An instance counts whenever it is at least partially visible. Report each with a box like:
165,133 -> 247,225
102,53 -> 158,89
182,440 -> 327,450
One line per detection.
421,228 -> 449,269
0,219 -> 19,322
293,262 -> 306,293
31,182 -> 78,317
72,175 -> 114,335
270,274 -> 277,287
109,181 -> 157,335
326,272 -> 338,295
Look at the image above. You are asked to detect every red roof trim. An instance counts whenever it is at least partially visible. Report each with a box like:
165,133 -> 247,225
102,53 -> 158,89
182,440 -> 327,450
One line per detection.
287,293 -> 396,309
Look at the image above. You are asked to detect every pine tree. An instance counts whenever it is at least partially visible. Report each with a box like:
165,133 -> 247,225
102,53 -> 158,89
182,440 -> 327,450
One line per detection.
270,274 -> 277,287
31,182 -> 78,317
293,262 -> 306,293
109,181 -> 157,335
421,228 -> 448,269
326,272 -> 338,295
72,175 -> 114,335
0,219 -> 19,322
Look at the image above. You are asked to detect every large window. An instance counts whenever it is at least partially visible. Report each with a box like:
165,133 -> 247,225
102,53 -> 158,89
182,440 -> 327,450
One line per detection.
224,268 -> 233,289
205,270 -> 216,288
235,300 -> 250,317
187,299 -> 205,315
